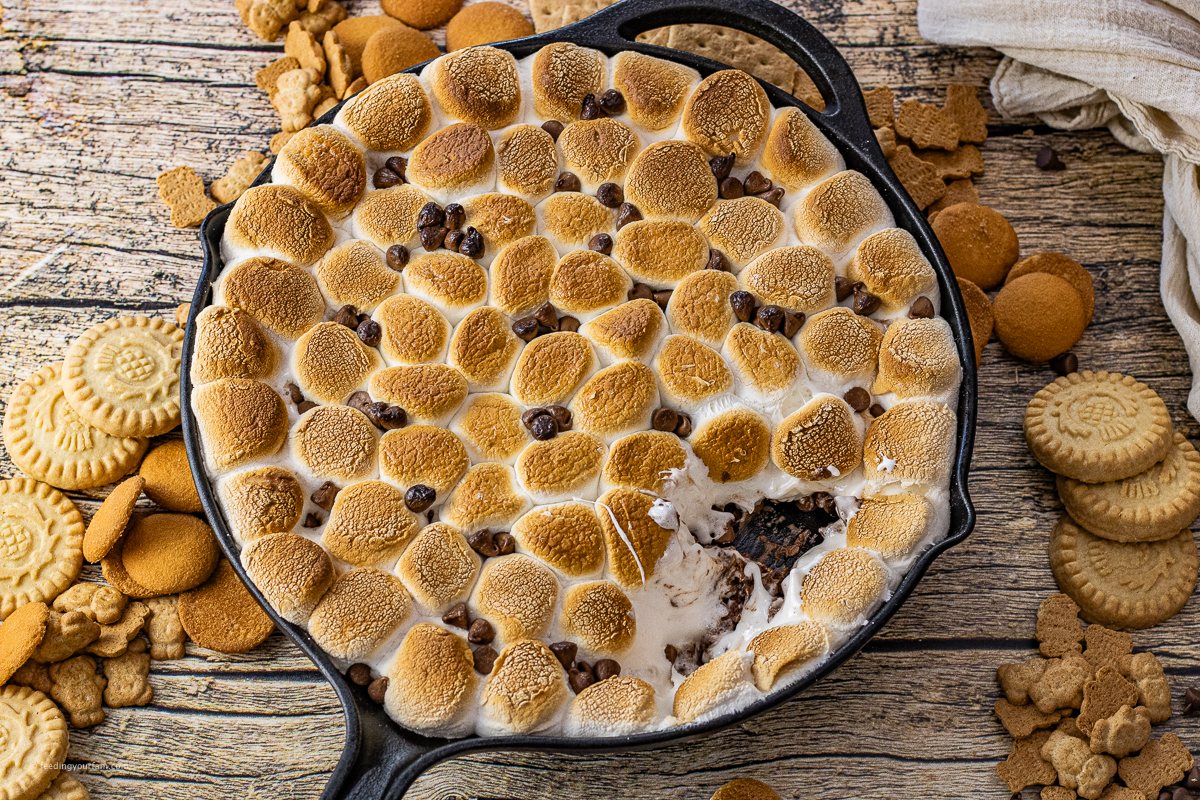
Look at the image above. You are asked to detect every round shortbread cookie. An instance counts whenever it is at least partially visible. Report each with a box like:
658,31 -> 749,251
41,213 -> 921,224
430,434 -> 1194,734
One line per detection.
179,559 -> 274,654
1058,432 -> 1200,543
1049,516 -> 1197,629
83,475 -> 144,562
0,686 -> 68,800
0,601 -> 49,685
3,363 -> 148,491
0,478 -> 84,620
33,773 -> 89,800
1025,371 -> 1174,483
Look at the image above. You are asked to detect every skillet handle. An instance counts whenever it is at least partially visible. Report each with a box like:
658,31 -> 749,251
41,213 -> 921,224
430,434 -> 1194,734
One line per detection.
573,0 -> 876,149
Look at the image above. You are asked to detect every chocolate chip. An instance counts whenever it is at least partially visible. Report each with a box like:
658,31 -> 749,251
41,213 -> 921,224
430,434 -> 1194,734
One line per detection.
513,317 -> 539,341
494,532 -> 516,556
730,290 -> 757,323
706,249 -> 731,271
386,244 -> 409,271
334,304 -> 359,329
597,89 -> 625,115
441,602 -> 469,629
558,316 -> 580,333
532,301 -> 559,331
546,405 -> 572,431
522,407 -> 549,431
589,233 -> 613,254
1158,792 -> 1172,800
420,225 -> 447,251
473,646 -> 498,674
674,411 -> 692,438
1036,145 -> 1065,171
356,318 -> 382,347
385,156 -> 407,178
346,390 -> 372,414
756,187 -> 785,208
1172,789 -> 1189,800
443,203 -> 464,231
628,283 -> 654,302
550,641 -> 578,670
719,177 -> 744,200
541,119 -> 564,141
364,401 -> 392,429
853,285 -> 881,316
653,289 -> 672,311
794,495 -> 815,512
910,296 -> 935,319
844,387 -> 870,412
372,167 -> 401,189
743,171 -> 771,194
568,664 -> 595,694
663,644 -> 678,664
781,310 -> 805,338
417,202 -> 444,229
303,512 -> 322,528
404,484 -> 435,513
580,92 -> 604,120
813,491 -> 835,513
468,618 -> 495,644
714,521 -> 736,544
296,400 -> 317,414
834,275 -> 853,301
593,659 -> 621,682
530,414 -> 558,441
284,382 -> 303,404
710,153 -> 734,181
458,226 -> 483,258
755,305 -> 784,334
652,407 -> 679,432
869,403 -> 886,418
556,170 -> 583,192
367,677 -> 388,704
1050,352 -> 1078,376
467,529 -> 499,558
1187,766 -> 1200,790
1184,687 -> 1200,715
444,229 -> 465,251
311,481 -> 339,510
347,663 -> 372,686
596,182 -> 623,208
615,202 -> 641,230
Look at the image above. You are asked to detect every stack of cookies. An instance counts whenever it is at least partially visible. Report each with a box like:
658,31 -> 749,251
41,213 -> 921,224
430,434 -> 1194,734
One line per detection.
1025,371 -> 1200,629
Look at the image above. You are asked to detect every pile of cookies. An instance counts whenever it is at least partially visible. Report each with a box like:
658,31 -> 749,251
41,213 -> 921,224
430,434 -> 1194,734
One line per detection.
995,594 -> 1195,799
1025,370 -> 1200,629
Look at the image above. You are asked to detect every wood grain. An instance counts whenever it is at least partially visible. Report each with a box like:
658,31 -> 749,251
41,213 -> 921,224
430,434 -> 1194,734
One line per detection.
2,0 -> 1192,798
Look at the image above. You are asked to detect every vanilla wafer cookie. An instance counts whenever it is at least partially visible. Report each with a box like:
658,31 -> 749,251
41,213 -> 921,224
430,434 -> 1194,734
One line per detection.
1058,432 -> 1200,543
3,363 -> 148,491
0,478 -> 84,621
0,685 -> 68,800
1025,371 -> 1174,483
62,316 -> 185,438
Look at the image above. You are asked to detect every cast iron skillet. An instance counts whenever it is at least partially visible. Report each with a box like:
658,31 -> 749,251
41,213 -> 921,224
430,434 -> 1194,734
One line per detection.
183,0 -> 979,796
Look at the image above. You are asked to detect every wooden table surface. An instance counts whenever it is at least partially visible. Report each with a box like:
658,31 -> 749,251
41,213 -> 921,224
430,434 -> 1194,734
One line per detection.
3,0 -> 1194,797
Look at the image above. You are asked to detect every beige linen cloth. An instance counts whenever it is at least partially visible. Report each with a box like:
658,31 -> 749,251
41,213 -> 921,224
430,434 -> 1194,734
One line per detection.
917,0 -> 1200,419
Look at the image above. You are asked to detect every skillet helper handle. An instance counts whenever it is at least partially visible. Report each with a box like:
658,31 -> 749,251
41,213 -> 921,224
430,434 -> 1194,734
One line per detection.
576,0 -> 877,149
323,691 -> 441,800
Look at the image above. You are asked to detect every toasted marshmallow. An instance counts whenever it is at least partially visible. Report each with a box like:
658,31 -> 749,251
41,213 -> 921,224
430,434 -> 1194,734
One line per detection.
220,257 -> 325,339
793,170 -> 893,257
565,676 -> 658,736
800,547 -> 888,628
531,43 -> 606,122
624,140 -> 718,223
699,199 -> 786,273
654,334 -> 733,412
292,405 -> 379,482
515,431 -> 606,503
193,378 -> 287,472
771,395 -> 862,481
666,269 -> 738,347
313,240 -> 401,313
681,70 -> 770,165
747,621 -> 828,691
406,123 -> 496,203
759,106 -> 843,191
336,71 -> 432,152
489,235 -> 558,317
739,246 -> 835,313
396,523 -> 481,612
385,623 -> 477,738
496,125 -> 558,201
548,250 -> 631,322
428,47 -> 522,130
570,361 -> 659,444
479,639 -> 568,736
601,431 -> 687,495
558,118 -> 641,192
402,252 -> 488,324
672,648 -> 756,723
509,331 -> 597,407
596,488 -> 673,588
846,229 -> 937,316
308,568 -> 411,660
472,554 -> 559,641
611,51 -> 699,132
241,531 -> 334,625
293,322 -> 380,404
873,317 -> 961,402
225,184 -> 334,266
689,404 -> 772,484
461,193 -> 537,257
846,493 -> 932,562
722,323 -> 803,402
378,425 -> 469,497
273,125 -> 366,218
351,183 -> 432,250
447,307 -> 522,392
190,306 -> 276,385
612,219 -> 708,288
321,480 -> 419,567
369,364 -> 468,425
441,463 -> 532,532
561,581 -> 636,655
796,307 -> 883,387
863,400 -> 956,487
217,466 -> 304,543
511,501 -> 605,577
581,299 -> 667,365
374,293 -> 451,366
539,193 -> 615,251
449,393 -> 531,464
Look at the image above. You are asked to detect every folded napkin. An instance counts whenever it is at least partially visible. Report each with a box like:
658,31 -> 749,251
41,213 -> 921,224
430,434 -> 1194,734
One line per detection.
916,0 -> 1200,420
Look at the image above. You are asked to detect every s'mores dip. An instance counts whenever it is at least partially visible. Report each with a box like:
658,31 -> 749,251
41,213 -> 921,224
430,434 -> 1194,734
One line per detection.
193,44 -> 963,739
